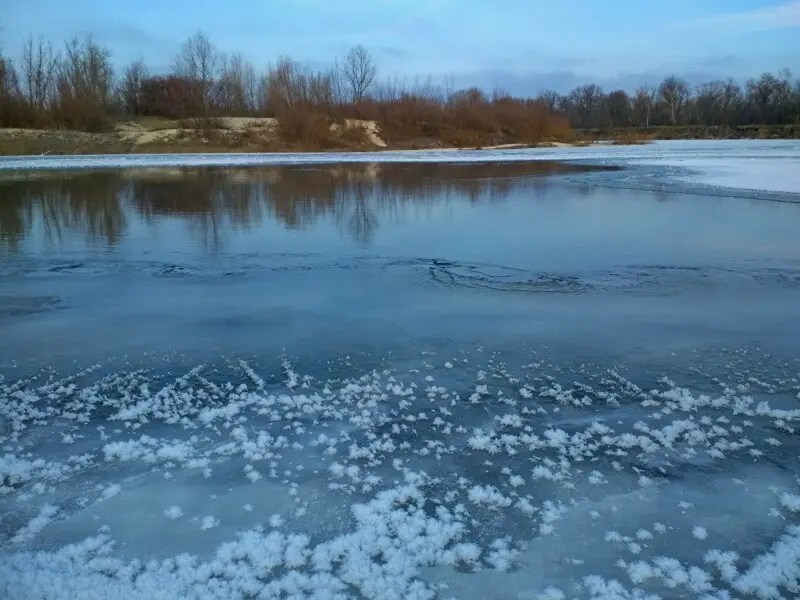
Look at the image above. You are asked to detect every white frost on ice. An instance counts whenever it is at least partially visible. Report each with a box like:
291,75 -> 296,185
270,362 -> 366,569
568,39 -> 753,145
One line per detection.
163,505 -> 183,520
467,484 -> 512,508
2,352 -> 800,598
99,483 -> 121,501
12,503 -> 60,544
733,525 -> 800,599
780,493 -> 800,513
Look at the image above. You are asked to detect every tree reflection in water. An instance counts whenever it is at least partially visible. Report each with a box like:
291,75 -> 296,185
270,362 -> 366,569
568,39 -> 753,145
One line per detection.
0,161 -> 610,252
0,171 -> 126,250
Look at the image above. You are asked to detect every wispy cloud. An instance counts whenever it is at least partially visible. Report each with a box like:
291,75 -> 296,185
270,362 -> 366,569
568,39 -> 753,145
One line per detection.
670,0 -> 800,32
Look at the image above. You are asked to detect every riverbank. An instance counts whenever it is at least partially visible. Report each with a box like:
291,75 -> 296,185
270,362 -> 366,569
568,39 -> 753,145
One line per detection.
0,117 -> 579,157
3,120 -> 797,157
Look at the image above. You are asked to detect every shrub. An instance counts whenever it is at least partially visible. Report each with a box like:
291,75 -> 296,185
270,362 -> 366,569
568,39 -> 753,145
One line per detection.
277,105 -> 334,149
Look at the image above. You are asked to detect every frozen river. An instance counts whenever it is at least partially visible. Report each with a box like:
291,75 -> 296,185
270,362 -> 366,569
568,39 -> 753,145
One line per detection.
1,141 -> 799,599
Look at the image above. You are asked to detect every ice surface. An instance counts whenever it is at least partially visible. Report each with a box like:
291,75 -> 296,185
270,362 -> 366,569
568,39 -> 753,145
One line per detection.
630,156 -> 800,195
0,140 -> 798,196
2,350 -> 800,599
1,141 -> 799,597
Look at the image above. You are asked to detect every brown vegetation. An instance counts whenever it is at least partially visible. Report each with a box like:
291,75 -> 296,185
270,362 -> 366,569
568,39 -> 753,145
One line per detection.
1,28 -> 798,155
0,30 -> 575,152
371,89 -> 573,148
578,123 -> 800,143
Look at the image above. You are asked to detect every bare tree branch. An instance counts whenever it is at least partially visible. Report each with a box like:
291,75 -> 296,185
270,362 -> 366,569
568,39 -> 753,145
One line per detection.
119,57 -> 148,116
173,31 -> 219,114
658,75 -> 689,125
21,34 -> 59,109
341,45 -> 376,105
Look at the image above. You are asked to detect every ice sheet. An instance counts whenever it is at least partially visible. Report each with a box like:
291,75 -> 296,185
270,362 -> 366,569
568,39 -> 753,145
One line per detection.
1,140 -> 798,196
2,140 -> 800,598
2,351 -> 800,599
637,158 -> 800,194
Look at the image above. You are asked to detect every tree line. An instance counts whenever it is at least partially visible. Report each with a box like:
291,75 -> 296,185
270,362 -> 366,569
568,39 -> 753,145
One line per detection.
562,72 -> 799,130
1,30 -> 798,141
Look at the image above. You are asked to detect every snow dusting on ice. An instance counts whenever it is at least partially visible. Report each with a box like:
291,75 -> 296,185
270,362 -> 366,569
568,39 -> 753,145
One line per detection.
2,349 -> 800,598
0,140 -> 797,196
630,155 -> 800,195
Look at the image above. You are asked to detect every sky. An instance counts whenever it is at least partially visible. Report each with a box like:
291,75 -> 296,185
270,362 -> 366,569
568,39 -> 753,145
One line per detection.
2,0 -> 799,94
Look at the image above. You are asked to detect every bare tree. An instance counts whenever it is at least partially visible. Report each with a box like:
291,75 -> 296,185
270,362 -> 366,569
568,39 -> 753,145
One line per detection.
173,30 -> 219,113
341,45 -> 376,105
119,57 -> 148,116
330,61 -> 346,106
606,90 -> 632,127
0,48 -> 21,116
265,56 -> 305,113
658,75 -> 690,125
373,73 -> 405,103
793,77 -> 800,123
216,52 -> 255,115
441,73 -> 456,104
21,34 -> 59,109
242,60 -> 259,114
632,85 -> 656,127
774,68 -> 795,122
412,74 -> 440,102
256,72 -> 271,114
60,35 -> 113,107
0,46 -> 17,92
50,35 -> 114,130
694,82 -> 723,125
746,72 -> 784,124
568,83 -> 605,128
536,90 -> 560,113
307,69 -> 335,110
720,78 -> 741,124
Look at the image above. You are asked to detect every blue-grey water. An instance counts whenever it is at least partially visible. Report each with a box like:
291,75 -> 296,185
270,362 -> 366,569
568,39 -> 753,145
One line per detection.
1,161 -> 798,369
1,155 -> 800,600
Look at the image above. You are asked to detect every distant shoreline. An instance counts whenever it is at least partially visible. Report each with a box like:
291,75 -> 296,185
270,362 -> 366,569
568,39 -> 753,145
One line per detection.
576,124 -> 800,143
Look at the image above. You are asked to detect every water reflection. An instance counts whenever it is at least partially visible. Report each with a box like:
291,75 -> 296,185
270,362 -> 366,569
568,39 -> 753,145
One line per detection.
0,161 -> 607,250
0,172 -> 127,250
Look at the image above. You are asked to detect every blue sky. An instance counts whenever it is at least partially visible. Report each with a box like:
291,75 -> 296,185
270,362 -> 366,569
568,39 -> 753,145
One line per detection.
2,0 -> 798,93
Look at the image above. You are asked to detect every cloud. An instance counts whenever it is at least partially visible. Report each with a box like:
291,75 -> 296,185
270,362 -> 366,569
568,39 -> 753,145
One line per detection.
669,0 -> 800,32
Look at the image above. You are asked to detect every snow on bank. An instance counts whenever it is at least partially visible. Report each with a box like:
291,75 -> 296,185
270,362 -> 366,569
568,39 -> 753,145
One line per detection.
1,350 -> 800,598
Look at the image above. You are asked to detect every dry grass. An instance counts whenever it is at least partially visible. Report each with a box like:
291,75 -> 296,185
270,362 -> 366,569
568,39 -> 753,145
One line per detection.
611,131 -> 655,145
179,115 -> 228,131
0,128 -> 131,156
134,116 -> 184,131
573,128 -> 654,146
